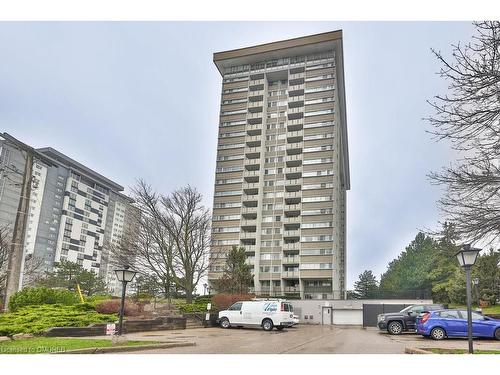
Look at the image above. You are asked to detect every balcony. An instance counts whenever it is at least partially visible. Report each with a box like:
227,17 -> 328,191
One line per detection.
284,203 -> 301,216
288,84 -> 305,96
287,119 -> 303,132
248,101 -> 263,111
246,124 -> 262,136
246,135 -> 261,147
248,90 -> 264,100
245,258 -> 255,265
285,167 -> 302,180
249,79 -> 265,89
283,230 -> 300,240
241,206 -> 257,219
289,72 -> 305,81
245,146 -> 261,159
282,270 -> 300,278
241,219 -> 257,230
284,286 -> 300,293
243,245 -> 256,253
285,154 -> 302,167
242,182 -> 259,195
283,217 -> 300,230
247,113 -> 262,125
243,170 -> 259,183
285,178 -> 302,192
287,130 -> 303,143
240,231 -> 256,240
288,107 -> 304,120
283,242 -> 300,251
242,194 -> 258,207
244,158 -> 260,171
282,255 -> 300,264
284,191 -> 301,204
286,142 -> 303,155
288,95 -> 304,108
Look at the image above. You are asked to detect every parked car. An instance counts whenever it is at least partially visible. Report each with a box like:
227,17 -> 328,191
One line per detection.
416,309 -> 500,340
377,304 -> 445,335
217,299 -> 295,331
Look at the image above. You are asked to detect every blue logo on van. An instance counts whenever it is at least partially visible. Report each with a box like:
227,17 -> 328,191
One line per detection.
264,303 -> 277,312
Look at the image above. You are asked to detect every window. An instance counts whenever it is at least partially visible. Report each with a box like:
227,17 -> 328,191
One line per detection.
301,248 -> 333,256
303,170 -> 334,178
214,190 -> 242,197
228,302 -> 243,311
300,263 -> 333,270
301,222 -> 333,229
301,235 -> 333,242
303,158 -> 333,165
217,144 -> 245,151
216,166 -> 243,173
302,208 -> 333,216
304,133 -> 334,141
459,310 -> 485,320
439,310 -> 460,319
217,155 -> 244,162
303,183 -> 334,190
304,145 -> 334,153
302,196 -> 332,203
219,131 -> 246,138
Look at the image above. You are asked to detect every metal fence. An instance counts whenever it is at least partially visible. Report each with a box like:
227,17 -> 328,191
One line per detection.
248,289 -> 433,300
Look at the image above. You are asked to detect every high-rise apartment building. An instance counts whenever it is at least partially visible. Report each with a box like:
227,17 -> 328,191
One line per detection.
208,31 -> 350,299
0,133 -> 138,296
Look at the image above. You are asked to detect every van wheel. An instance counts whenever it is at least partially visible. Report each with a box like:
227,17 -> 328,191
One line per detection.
276,326 -> 284,331
220,318 -> 230,329
388,321 -> 403,335
262,319 -> 274,331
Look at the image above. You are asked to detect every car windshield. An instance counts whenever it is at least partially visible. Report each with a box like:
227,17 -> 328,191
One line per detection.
399,306 -> 412,313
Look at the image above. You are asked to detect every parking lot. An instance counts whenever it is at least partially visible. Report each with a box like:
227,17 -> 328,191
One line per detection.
123,325 -> 500,354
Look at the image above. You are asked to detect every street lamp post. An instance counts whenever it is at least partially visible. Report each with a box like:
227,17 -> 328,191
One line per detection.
455,244 -> 481,354
114,266 -> 138,336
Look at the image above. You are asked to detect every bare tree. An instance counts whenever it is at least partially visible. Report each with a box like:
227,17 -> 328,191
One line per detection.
0,226 -> 10,302
108,180 -> 211,303
426,21 -> 500,244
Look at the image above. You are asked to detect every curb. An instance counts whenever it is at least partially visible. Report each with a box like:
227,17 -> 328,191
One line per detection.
53,341 -> 196,354
405,347 -> 433,354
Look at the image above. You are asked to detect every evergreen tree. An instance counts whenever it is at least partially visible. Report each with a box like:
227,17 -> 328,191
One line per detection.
353,270 -> 379,299
215,246 -> 253,294
379,232 -> 435,298
37,260 -> 108,296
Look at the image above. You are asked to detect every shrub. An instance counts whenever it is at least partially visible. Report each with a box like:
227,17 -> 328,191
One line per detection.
211,294 -> 255,311
8,287 -> 80,312
95,299 -> 140,316
0,304 -> 117,336
194,295 -> 213,304
179,302 -> 211,314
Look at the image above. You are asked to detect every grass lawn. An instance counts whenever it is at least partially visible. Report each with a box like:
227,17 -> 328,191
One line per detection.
0,337 -> 158,354
425,348 -> 500,354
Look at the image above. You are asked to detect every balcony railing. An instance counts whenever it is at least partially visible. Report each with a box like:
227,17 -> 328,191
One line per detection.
282,255 -> 300,264
287,130 -> 304,143
282,270 -> 300,278
245,147 -> 261,159
286,142 -> 303,155
283,243 -> 300,251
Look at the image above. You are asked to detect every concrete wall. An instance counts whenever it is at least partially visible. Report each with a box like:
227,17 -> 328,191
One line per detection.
291,299 -> 433,325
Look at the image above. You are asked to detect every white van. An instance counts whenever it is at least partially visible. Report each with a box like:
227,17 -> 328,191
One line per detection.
217,299 -> 295,331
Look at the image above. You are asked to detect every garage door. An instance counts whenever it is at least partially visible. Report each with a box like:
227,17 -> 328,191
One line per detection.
332,309 -> 363,325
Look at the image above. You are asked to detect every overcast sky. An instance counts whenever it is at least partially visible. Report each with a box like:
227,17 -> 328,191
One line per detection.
0,21 -> 477,288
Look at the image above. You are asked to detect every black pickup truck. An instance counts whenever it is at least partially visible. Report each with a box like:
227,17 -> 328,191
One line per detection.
377,304 -> 445,335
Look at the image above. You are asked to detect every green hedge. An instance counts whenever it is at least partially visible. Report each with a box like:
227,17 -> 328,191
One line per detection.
178,301 -> 212,313
0,304 -> 117,336
8,287 -> 80,312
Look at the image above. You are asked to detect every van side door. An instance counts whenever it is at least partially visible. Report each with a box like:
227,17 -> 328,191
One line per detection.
227,302 -> 244,324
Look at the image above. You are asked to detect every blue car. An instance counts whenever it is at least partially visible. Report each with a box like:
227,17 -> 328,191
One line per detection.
416,309 -> 500,340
